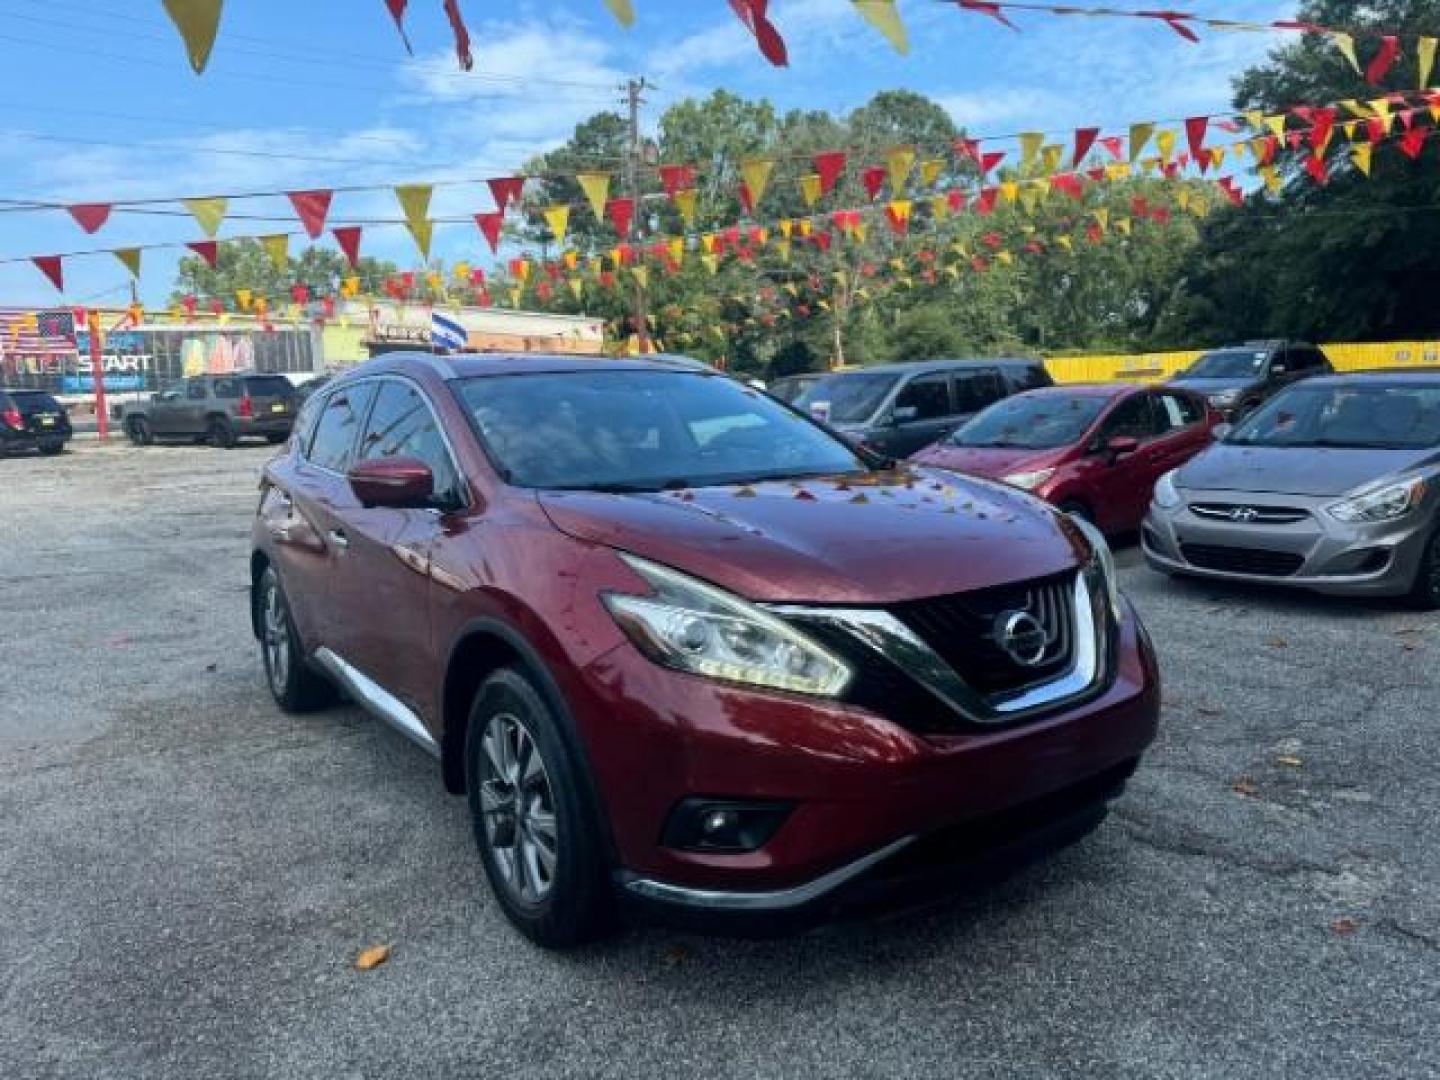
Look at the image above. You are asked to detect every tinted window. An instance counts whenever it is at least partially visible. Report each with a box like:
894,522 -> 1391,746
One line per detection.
306,383 -> 376,472
1101,394 -> 1160,440
459,371 -> 865,491
951,369 -> 1006,414
186,380 -> 208,401
795,372 -> 900,424
245,376 -> 296,398
1231,384 -> 1440,449
11,392 -> 62,414
952,393 -> 1107,449
359,382 -> 459,501
1155,392 -> 1204,431
1185,349 -> 1268,379
212,377 -> 241,399
1006,364 -> 1052,392
895,374 -> 951,421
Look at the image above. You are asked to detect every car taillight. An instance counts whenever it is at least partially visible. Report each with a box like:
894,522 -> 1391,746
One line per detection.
238,394 -> 254,418
1,407 -> 22,429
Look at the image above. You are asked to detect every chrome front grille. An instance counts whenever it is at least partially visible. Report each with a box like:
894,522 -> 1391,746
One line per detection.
1189,503 -> 1310,524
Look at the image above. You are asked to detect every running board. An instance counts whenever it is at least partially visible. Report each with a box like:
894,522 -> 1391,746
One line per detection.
313,648 -> 440,757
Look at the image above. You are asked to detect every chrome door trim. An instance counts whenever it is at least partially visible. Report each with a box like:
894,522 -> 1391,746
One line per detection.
313,647 -> 439,757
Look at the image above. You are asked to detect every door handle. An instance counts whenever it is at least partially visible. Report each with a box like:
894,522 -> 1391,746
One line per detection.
327,529 -> 350,552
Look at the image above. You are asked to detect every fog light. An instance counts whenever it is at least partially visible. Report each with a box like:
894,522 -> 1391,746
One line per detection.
662,798 -> 793,852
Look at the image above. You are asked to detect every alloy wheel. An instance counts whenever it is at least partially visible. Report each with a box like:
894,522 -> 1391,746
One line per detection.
261,579 -> 291,697
478,712 -> 558,904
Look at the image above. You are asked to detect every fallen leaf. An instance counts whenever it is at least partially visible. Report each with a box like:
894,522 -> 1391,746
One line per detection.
1276,754 -> 1302,768
1330,916 -> 1359,936
1230,777 -> 1258,797
355,944 -> 391,971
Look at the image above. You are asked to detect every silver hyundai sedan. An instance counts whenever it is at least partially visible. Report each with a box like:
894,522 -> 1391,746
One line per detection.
1142,371 -> 1440,607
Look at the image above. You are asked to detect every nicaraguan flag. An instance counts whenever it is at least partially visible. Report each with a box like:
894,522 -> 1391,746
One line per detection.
431,311 -> 468,352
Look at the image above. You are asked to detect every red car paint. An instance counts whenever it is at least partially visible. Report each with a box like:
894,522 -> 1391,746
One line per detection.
912,384 -> 1218,535
252,354 -> 1160,922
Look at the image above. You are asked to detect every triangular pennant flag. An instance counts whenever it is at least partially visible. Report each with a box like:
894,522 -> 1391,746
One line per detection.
920,158 -> 944,187
862,166 -> 887,200
184,197 -> 227,237
568,276 -> 584,301
487,176 -> 525,210
631,265 -> 648,289
236,288 -> 253,311
813,150 -> 847,193
701,254 -> 719,275
1129,122 -> 1154,162
261,234 -> 289,271
672,189 -> 697,226
1398,125 -> 1429,160
854,0 -> 910,53
884,199 -> 912,235
740,159 -> 775,208
731,0 -> 789,66
394,184 -> 432,225
67,203 -> 112,234
602,0 -> 635,27
658,164 -> 695,197
543,205 -> 570,246
163,0 -> 223,74
930,193 -> 950,220
475,211 -> 503,253
186,240 -> 218,267
113,248 -> 142,279
1019,131 -> 1044,169
1263,114 -> 1287,138
799,174 -> 822,207
1330,31 -> 1361,74
1366,36 -> 1400,85
1420,37 -> 1437,91
607,197 -> 634,237
406,218 -> 433,260
885,146 -> 915,191
287,190 -> 333,239
575,172 -> 611,220
1156,129 -> 1177,162
332,226 -> 362,268
1350,142 -> 1373,177
1184,116 -> 1209,160
1073,127 -> 1099,166
1093,207 -> 1110,232
32,255 -> 63,292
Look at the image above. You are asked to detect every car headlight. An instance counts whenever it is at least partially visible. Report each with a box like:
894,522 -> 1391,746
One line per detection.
1067,512 -> 1121,618
602,554 -> 853,697
1002,467 -> 1055,491
1153,469 -> 1182,509
1327,477 -> 1427,523
1208,389 -> 1240,406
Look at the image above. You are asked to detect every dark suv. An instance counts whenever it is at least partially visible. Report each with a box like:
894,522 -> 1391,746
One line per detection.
793,359 -> 1053,457
1169,340 -> 1332,421
1,389 -> 72,456
124,374 -> 298,448
250,353 -> 1159,947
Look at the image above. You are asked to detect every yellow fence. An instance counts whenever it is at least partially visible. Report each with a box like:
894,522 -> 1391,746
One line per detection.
1044,341 -> 1440,385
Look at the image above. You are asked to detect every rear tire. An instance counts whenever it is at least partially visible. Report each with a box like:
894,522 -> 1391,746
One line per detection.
465,667 -> 611,948
266,433 -> 288,445
1409,529 -> 1440,611
207,416 -> 237,449
127,416 -> 153,447
39,443 -> 64,456
1059,500 -> 1094,523
256,566 -> 335,712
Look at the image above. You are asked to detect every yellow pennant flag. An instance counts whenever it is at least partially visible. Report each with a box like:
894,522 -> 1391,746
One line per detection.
1018,132 -> 1044,170
1210,144 -> 1228,167
563,250 -> 578,270
342,276 -> 360,298
1093,207 -> 1109,232
163,0 -> 223,74
1105,162 -> 1131,181
1041,144 -> 1064,174
1259,166 -> 1282,194
508,287 -> 522,309
565,276 -> 583,301
1419,37 -> 1437,89
1116,217 -> 1132,236
235,288 -> 252,311
394,184 -> 432,225
1242,109 -> 1265,130
854,0 -> 910,53
799,174 -> 822,207
673,188 -> 697,226
754,227 -> 769,245
1000,181 -> 1020,203
575,172 -> 611,220
543,205 -> 570,246
740,158 -> 775,208
1129,122 -> 1154,162
406,218 -> 433,260
887,199 -> 912,227
1056,236 -> 1073,254
776,239 -> 791,263
1330,31 -> 1361,74
885,146 -> 915,192
425,271 -> 443,293
1264,115 -> 1287,138
453,261 -> 470,282
701,254 -> 719,275
668,237 -> 684,264
631,265 -> 648,289
798,219 -> 813,237
515,259 -> 532,283
1369,98 -> 1393,131
1350,142 -> 1373,177
931,193 -> 949,220
853,222 -> 869,243
113,247 -> 142,279
1019,187 -> 1040,215
700,233 -> 717,254
1340,99 -> 1373,119
1176,188 -> 1191,211
1190,195 -> 1210,219
261,234 -> 288,271
920,158 -> 944,187
1341,120 -> 1358,141
1156,129 -> 1176,162
184,197 -> 227,237
779,218 -> 794,238
602,0 -> 635,28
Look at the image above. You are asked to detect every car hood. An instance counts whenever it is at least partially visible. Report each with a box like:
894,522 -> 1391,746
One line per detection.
1168,377 -> 1256,396
910,443 -> 1065,479
537,467 -> 1084,604
1177,443 -> 1439,497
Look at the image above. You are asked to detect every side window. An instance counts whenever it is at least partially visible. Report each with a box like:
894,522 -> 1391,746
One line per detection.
212,377 -> 241,399
1008,364 -> 1052,392
895,375 -> 952,421
1155,392 -> 1203,432
952,369 -> 1006,414
186,380 -> 208,401
306,382 -> 377,472
358,382 -> 460,502
1100,395 -> 1159,441
158,382 -> 184,400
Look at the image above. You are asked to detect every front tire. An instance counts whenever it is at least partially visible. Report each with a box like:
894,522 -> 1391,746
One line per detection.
207,416 -> 237,449
127,416 -> 153,446
39,442 -> 64,456
1409,529 -> 1440,610
465,668 -> 610,948
266,433 -> 288,445
256,566 -> 334,711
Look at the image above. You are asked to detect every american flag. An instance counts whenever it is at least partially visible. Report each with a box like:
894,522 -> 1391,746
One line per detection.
0,307 -> 80,378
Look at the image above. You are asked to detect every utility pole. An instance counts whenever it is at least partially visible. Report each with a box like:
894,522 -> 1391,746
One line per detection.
624,77 -> 650,353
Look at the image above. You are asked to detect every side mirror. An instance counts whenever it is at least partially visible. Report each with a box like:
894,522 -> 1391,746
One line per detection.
1212,422 -> 1233,441
348,456 -> 435,509
891,405 -> 919,424
1106,435 -> 1139,460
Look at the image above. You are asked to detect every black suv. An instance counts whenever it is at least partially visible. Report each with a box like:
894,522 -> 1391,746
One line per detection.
792,358 -> 1053,458
123,374 -> 299,448
1,388 -> 72,456
1168,340 -> 1332,421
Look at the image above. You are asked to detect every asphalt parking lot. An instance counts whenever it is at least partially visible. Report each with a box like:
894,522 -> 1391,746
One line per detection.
2,442 -> 1436,1080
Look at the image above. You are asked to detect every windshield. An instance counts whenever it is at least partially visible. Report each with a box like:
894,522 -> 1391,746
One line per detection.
243,376 -> 296,398
457,370 -> 867,491
951,393 -> 1107,449
768,375 -> 818,404
1229,384 -> 1440,449
10,392 -> 62,414
1184,349 -> 1268,379
794,372 -> 900,424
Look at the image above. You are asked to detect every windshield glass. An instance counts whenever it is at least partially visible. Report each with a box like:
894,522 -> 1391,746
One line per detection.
1229,384 -> 1440,449
794,372 -> 899,424
768,375 -> 818,404
457,370 -> 867,491
11,392 -> 62,414
951,393 -> 1107,449
1185,349 -> 1268,379
243,376 -> 296,398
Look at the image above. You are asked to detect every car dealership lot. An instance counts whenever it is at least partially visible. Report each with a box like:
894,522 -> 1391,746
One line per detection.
2,444 -> 1436,1080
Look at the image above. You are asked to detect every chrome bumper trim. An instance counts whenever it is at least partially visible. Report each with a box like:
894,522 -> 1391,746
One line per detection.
313,647 -> 440,757
620,836 -> 916,911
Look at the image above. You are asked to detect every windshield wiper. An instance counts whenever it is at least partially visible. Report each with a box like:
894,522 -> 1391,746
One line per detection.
561,478 -> 695,494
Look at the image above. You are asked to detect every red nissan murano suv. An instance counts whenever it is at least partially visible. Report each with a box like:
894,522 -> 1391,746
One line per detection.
251,353 -> 1160,946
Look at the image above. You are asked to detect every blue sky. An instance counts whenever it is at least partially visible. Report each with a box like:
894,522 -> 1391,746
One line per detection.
0,0 -> 1291,307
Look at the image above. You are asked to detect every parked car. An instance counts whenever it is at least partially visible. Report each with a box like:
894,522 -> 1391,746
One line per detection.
767,372 -> 823,404
912,384 -> 1218,535
793,359 -> 1053,458
250,353 -> 1160,947
123,373 -> 298,448
1143,370 -> 1440,607
0,388 -> 72,456
1168,340 -> 1332,421
294,374 -> 332,405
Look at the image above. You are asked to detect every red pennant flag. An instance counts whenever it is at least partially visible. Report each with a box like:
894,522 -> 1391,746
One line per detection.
67,203 -> 112,234
730,0 -> 788,66
385,0 -> 412,53
1304,156 -> 1329,185
607,197 -> 634,238
1050,172 -> 1084,199
442,0 -> 473,70
979,150 -> 1005,176
1184,116 -> 1209,160
1398,126 -> 1429,160
1073,127 -> 1099,167
1218,177 -> 1244,206
976,187 -> 998,215
332,226 -> 363,268
1366,118 -> 1387,146
947,189 -> 967,212
884,205 -> 909,235
291,284 -> 310,304
659,164 -> 695,197
487,176 -> 525,209
210,299 -> 224,317
1366,35 -> 1400,85
1286,130 -> 1305,150
980,231 -> 1003,251
813,150 -> 847,194
1258,135 -> 1278,166
181,295 -> 197,318
811,232 -> 831,253
1099,136 -> 1124,160
957,0 -> 1018,30
470,268 -> 486,286
1086,167 -> 1106,183
1085,222 -> 1103,244
1143,12 -> 1200,42
862,166 -> 887,201
738,181 -> 755,214
287,190 -> 334,239
474,211 -> 503,252
1397,108 -> 1416,131
187,240 -> 218,268
954,138 -> 980,162
1308,108 -> 1335,157
32,255 -> 64,292
322,296 -> 336,319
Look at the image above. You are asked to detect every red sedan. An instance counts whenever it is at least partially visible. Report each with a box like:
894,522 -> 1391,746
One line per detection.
912,384 -> 1218,535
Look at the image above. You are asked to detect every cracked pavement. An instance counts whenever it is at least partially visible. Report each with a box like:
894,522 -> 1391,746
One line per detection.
1,442 -> 1436,1079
